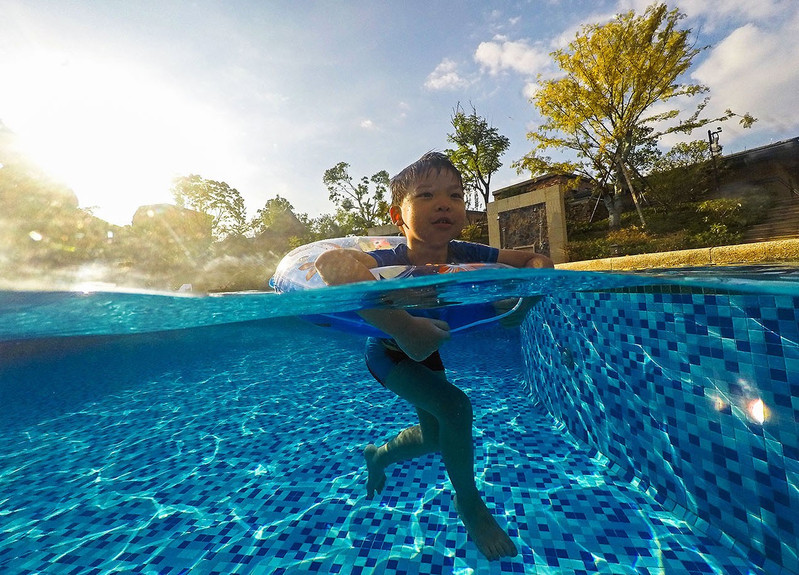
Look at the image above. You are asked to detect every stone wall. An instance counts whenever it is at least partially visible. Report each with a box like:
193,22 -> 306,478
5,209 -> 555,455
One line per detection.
487,180 -> 569,263
497,202 -> 549,256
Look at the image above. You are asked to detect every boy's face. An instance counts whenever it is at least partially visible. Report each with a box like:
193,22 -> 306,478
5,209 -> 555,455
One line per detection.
390,168 -> 466,246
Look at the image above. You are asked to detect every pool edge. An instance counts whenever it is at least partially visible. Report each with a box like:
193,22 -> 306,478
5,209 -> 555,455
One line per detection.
557,238 -> 799,271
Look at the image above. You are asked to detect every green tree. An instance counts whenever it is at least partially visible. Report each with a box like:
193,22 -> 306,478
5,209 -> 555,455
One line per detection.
515,3 -> 755,229
251,195 -> 301,236
445,103 -> 510,210
250,194 -> 311,257
292,212 -> 346,245
322,162 -> 390,234
172,174 -> 249,240
644,140 -> 718,206
127,204 -> 211,281
310,213 -> 346,240
0,153 -> 112,273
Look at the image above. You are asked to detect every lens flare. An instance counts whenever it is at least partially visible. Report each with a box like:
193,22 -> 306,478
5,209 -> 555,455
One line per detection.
748,399 -> 766,424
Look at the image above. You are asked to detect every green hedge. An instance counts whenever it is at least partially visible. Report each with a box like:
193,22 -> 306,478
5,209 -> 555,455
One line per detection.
566,196 -> 772,261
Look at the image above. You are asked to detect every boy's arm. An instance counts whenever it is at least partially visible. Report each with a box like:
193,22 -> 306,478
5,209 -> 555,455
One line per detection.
497,249 -> 554,269
314,249 -> 450,360
493,249 -> 552,327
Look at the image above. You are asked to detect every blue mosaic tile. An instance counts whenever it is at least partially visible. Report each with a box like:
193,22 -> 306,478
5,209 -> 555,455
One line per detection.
522,288 -> 799,574
0,319 -> 764,574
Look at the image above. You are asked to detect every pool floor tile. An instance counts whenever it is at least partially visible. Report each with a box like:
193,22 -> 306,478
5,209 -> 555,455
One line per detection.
0,321 -> 765,574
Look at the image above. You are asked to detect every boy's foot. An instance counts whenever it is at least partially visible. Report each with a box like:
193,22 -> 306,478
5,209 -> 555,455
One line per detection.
363,444 -> 386,499
454,494 -> 518,560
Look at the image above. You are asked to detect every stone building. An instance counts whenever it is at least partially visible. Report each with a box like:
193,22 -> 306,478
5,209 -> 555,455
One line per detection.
488,136 -> 799,263
721,137 -> 799,243
487,174 -> 596,264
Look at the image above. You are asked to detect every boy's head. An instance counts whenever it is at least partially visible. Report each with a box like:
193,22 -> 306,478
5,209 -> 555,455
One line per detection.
389,151 -> 464,207
388,151 -> 467,241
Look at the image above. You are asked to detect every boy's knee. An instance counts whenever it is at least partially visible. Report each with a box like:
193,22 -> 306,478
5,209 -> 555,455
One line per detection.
441,387 -> 473,422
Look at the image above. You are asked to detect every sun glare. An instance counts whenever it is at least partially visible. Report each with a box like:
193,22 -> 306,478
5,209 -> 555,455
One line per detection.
1,50 -> 238,225
748,398 -> 766,425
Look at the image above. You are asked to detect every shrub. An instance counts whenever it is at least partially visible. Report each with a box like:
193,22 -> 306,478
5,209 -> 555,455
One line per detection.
564,190 -> 775,261
693,223 -> 741,247
696,199 -> 744,226
459,223 -> 489,244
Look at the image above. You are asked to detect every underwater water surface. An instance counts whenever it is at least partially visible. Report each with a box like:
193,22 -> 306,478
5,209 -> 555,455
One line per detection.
1,265 -> 797,574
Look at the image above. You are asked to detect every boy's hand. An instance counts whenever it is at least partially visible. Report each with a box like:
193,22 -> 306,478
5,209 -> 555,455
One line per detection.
315,248 -> 379,285
497,249 -> 554,269
392,316 -> 451,361
315,249 -> 450,358
359,308 -> 450,361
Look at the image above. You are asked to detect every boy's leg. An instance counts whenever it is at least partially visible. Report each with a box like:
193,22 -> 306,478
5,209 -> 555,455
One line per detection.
370,360 -> 517,560
364,407 -> 438,499
371,408 -> 440,468
363,339 -> 443,497
377,361 -> 479,499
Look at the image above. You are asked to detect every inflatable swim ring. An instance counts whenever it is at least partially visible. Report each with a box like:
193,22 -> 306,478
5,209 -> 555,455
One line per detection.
270,236 -> 521,337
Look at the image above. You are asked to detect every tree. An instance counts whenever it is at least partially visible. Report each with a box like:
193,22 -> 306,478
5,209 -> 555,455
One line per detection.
251,195 -> 299,236
445,103 -> 510,210
644,140 -> 718,206
0,146 -> 113,272
514,3 -> 755,229
172,174 -> 249,240
309,213 -> 346,240
249,194 -> 311,256
322,162 -> 390,234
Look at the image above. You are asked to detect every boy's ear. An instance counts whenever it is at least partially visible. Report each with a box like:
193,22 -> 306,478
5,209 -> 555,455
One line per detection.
389,205 -> 404,228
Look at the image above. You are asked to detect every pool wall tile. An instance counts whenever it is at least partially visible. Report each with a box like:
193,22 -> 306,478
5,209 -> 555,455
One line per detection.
520,289 -> 799,575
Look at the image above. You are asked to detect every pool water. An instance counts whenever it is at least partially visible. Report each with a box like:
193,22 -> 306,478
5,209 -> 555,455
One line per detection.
1,266 -> 797,574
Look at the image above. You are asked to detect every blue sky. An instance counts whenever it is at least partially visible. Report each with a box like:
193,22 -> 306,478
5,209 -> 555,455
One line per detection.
1,0 -> 797,225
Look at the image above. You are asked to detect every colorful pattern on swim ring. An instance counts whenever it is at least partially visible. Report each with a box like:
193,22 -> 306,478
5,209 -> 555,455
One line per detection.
269,236 -> 514,337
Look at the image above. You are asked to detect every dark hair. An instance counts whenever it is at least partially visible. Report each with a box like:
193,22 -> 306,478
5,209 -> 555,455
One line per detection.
389,151 -> 463,206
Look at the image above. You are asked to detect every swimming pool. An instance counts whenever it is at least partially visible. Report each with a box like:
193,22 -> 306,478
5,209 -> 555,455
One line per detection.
1,265 -> 797,574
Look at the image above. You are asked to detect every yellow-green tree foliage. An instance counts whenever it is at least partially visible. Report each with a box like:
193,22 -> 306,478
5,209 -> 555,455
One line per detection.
516,3 -> 755,228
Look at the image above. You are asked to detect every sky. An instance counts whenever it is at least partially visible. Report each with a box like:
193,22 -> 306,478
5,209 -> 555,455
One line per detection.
1,0 -> 798,226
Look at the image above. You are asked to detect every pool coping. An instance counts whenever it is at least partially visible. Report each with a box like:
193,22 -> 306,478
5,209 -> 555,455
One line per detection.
556,238 -> 799,271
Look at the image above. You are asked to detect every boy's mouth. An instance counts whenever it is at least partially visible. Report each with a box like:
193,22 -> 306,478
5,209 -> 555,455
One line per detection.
432,217 -> 453,225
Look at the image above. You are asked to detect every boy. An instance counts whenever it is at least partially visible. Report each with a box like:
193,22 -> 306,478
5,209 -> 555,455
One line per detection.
315,152 -> 553,560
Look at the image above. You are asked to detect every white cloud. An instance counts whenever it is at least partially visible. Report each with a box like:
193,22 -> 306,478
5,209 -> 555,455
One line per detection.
485,9 -> 523,35
397,101 -> 410,120
522,80 -> 541,101
674,0 -> 787,30
424,58 -> 469,91
692,15 -> 799,136
614,0 -> 790,36
360,119 -> 376,130
474,37 -> 549,76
